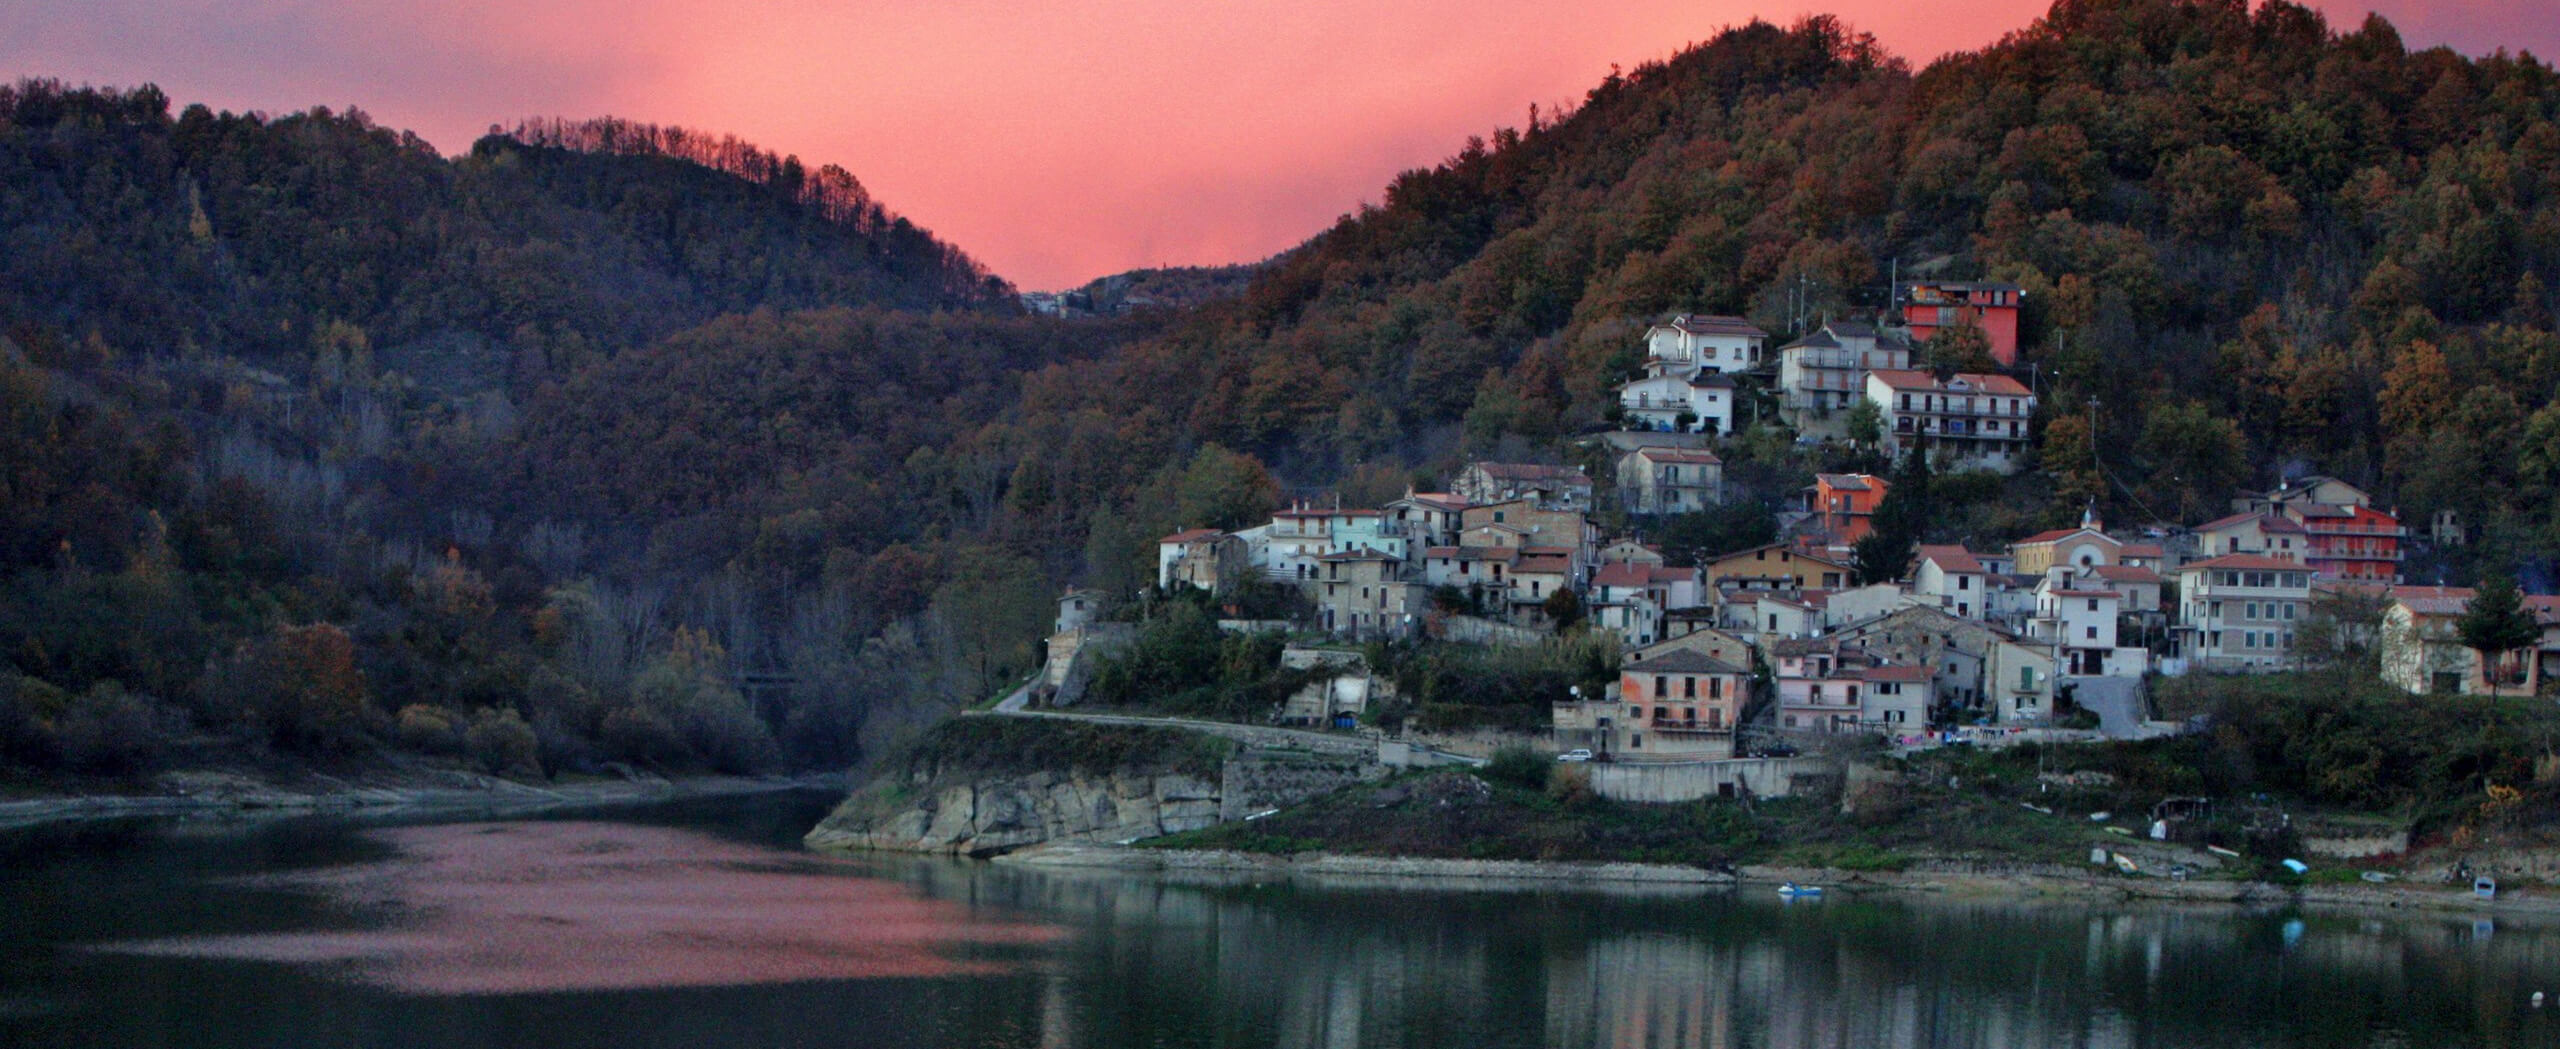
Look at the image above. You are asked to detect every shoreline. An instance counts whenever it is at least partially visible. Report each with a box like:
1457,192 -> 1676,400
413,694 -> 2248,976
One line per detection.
992,841 -> 2560,918
0,767 -> 846,833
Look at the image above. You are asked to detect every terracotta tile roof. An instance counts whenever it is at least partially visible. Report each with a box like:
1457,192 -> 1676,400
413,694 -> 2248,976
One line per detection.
1160,528 -> 1223,543
1903,280 -> 2024,294
2119,543 -> 2165,558
1814,473 -> 1877,491
1916,544 -> 1983,573
1659,314 -> 1768,338
1862,664 -> 1935,683
1592,563 -> 1651,589
2198,511 -> 2302,534
2015,527 -> 2108,545
1626,649 -> 1748,675
1472,462 -> 1589,483
2181,554 -> 2310,573
1515,555 -> 1573,574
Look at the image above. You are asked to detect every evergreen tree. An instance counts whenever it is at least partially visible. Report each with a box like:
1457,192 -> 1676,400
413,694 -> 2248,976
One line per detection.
2457,572 -> 2541,685
1853,449 -> 1931,584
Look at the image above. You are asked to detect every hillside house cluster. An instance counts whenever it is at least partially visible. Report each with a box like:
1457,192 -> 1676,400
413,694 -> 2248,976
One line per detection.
1610,304 -> 2039,473
1108,301 -> 2475,753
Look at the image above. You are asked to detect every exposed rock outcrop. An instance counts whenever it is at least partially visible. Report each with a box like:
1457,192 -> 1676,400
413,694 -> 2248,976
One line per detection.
804,717 -> 1382,857
806,768 -> 1225,856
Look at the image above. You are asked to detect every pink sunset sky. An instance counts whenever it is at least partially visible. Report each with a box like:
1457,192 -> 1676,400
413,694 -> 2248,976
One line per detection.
6,1 -> 2554,290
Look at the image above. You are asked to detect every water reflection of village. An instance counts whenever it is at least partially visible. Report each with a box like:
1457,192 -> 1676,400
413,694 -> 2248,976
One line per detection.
888,860 -> 2560,1049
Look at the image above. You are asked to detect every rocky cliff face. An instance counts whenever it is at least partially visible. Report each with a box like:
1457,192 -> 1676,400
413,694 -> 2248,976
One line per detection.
805,733 -> 1381,857
806,768 -> 1226,857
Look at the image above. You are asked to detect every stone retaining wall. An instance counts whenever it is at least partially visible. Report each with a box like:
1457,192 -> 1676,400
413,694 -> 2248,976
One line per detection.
1583,757 -> 1836,802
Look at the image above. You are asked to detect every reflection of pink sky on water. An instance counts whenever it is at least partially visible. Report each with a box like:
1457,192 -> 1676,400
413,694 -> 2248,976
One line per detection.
100,822 -> 1060,995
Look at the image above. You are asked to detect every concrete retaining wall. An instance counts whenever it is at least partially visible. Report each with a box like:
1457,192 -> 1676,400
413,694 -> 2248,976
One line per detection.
991,709 -> 1377,758
1584,757 -> 1836,802
1437,615 -> 1546,647
1220,750 -> 1384,820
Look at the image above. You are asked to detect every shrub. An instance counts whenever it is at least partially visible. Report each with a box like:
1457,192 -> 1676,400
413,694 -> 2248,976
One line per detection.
51,683 -> 180,775
395,704 -> 466,754
463,708 -> 541,777
1547,763 -> 1595,807
622,627 -> 778,773
1482,746 -> 1551,790
599,706 -> 687,767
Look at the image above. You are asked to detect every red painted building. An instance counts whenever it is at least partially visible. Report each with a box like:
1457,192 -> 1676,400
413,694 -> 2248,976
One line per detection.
1801,473 -> 1889,545
2282,502 -> 2404,583
1900,281 -> 2025,365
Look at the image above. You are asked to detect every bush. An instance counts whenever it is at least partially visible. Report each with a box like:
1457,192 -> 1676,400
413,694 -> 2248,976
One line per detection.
395,704 -> 467,754
51,683 -> 181,775
1482,746 -> 1551,790
463,708 -> 541,777
621,627 -> 779,773
600,706 -> 687,767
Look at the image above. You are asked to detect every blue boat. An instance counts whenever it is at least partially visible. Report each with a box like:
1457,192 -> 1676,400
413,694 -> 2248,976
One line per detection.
1777,882 -> 1825,899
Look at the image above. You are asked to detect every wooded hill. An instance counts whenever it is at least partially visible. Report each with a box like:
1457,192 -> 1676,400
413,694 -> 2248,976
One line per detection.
3,0 -> 2557,782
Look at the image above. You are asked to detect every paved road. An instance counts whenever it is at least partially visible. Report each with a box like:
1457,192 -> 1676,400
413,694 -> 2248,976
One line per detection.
981,691 -> 1488,766
977,700 -> 1381,758
2068,676 -> 2148,738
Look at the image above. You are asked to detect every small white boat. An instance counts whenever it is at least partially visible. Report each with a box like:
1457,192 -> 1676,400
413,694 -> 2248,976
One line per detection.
1777,882 -> 1825,899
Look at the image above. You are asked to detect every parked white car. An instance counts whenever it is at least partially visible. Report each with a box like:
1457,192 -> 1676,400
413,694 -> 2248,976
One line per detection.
1556,749 -> 1593,762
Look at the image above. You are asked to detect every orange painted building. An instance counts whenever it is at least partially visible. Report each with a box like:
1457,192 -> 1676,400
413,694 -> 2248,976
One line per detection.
1900,281 -> 2024,365
1803,473 -> 1889,544
2283,502 -> 2405,584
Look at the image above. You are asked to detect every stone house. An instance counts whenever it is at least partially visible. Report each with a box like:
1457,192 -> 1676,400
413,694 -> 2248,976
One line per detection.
1157,528 -> 1245,591
1452,462 -> 1593,513
1617,446 -> 1724,514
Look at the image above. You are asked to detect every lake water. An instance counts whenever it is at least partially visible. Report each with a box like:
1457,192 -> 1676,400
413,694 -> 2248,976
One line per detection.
3,791 -> 2555,1048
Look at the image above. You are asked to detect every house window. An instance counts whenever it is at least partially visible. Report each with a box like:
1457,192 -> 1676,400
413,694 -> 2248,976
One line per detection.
1958,576 -> 1971,590
1653,676 -> 1667,698
1683,677 -> 1696,699
1709,678 -> 1722,699
1493,511 -> 1506,523
2086,598 -> 2098,612
2085,626 -> 2098,640
1630,733 -> 1643,749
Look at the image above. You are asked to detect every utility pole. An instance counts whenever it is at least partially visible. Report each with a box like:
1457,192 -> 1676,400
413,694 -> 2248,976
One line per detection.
2087,395 -> 2101,483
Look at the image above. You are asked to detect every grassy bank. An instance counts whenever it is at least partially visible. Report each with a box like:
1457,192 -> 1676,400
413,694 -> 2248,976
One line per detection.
1142,758 -> 2102,873
894,716 -> 1240,781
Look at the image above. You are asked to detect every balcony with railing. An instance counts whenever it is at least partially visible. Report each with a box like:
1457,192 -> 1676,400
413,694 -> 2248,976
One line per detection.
1788,349 -> 1860,370
1897,418 -> 2026,440
2299,521 -> 2407,537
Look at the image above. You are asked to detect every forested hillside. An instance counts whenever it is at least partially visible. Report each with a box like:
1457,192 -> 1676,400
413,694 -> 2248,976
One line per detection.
0,81 -> 1122,779
5,0 -> 2558,785
995,1 -> 2560,573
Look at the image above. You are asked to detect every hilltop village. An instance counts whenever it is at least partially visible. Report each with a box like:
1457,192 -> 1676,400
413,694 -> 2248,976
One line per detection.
1039,291 -> 2548,767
